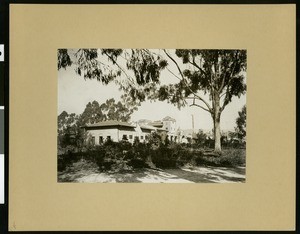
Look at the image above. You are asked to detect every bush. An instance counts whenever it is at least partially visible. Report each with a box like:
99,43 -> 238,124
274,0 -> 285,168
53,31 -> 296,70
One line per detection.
150,144 -> 201,169
151,146 -> 177,168
127,158 -> 148,168
195,148 -> 245,167
58,155 -> 68,172
57,150 -> 82,172
126,142 -> 149,167
58,141 -> 246,172
219,149 -> 246,166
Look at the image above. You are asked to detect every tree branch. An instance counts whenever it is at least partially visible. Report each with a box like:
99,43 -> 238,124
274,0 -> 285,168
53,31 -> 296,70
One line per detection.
163,49 -> 185,79
163,49 -> 212,112
219,51 -> 239,93
220,85 -> 231,112
189,103 -> 210,113
103,51 -> 136,86
220,92 -> 227,98
184,96 -> 201,100
188,56 -> 216,94
165,67 -> 182,81
188,56 -> 207,76
188,94 -> 210,113
218,73 -> 227,93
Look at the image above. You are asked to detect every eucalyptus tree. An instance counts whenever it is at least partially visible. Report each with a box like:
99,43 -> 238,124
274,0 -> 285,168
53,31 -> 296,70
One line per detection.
78,98 -> 137,125
58,49 -> 246,153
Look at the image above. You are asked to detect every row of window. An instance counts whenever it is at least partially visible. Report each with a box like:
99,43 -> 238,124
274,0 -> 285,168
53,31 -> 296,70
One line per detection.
91,136 -> 110,145
122,134 -> 148,141
91,135 -> 149,145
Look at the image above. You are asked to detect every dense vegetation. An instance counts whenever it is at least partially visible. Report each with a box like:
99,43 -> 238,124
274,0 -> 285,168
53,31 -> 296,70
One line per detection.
58,131 -> 246,173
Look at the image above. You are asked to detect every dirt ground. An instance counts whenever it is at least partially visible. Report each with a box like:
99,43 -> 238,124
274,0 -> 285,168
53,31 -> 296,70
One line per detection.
58,159 -> 245,183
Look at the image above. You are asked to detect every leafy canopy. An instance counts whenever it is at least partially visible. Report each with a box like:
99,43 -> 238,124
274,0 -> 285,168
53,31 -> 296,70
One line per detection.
235,105 -> 246,140
58,49 -> 246,114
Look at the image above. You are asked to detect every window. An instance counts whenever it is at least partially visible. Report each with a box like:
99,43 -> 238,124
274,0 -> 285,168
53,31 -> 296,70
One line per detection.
129,135 -> 133,139
99,136 -> 103,144
140,136 -> 144,140
122,135 -> 128,140
92,136 -> 95,145
107,136 -> 111,141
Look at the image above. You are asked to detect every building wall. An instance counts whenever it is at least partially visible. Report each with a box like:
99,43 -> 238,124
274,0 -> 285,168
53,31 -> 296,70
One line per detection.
87,128 -> 137,144
86,121 -> 179,144
162,120 -> 176,133
138,132 -> 149,143
117,129 -> 138,143
134,125 -> 152,143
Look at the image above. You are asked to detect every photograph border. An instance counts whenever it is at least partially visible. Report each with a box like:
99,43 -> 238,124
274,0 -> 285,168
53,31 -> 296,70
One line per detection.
1,1 -> 298,233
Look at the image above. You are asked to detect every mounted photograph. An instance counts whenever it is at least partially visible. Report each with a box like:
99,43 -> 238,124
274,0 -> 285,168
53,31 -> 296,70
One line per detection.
57,49 -> 247,183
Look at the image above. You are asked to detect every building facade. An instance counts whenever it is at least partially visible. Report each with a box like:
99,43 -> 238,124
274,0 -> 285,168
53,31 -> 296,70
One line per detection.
83,116 -> 190,145
84,120 -> 138,144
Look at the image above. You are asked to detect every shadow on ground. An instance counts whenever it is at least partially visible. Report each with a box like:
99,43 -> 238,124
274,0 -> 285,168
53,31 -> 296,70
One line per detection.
174,166 -> 245,183
58,159 -> 245,183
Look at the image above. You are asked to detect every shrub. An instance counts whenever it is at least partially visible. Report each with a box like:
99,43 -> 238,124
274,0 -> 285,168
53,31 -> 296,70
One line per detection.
57,150 -> 82,172
151,146 -> 177,168
58,155 -> 68,172
147,131 -> 162,149
127,158 -> 148,168
150,144 -> 199,169
58,140 -> 246,172
89,146 -> 106,168
195,148 -> 245,167
219,149 -> 246,166
90,142 -> 137,172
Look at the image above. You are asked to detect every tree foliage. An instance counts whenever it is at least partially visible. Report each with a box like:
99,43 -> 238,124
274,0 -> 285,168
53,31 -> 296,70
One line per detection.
235,105 -> 246,141
57,111 -> 82,151
77,98 -> 137,126
58,49 -> 246,109
58,49 -> 247,152
58,98 -> 136,151
163,49 -> 247,110
194,130 -> 208,147
58,49 -> 72,70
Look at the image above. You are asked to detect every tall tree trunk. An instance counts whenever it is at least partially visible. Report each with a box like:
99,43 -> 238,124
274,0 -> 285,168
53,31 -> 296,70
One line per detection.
212,94 -> 222,153
213,114 -> 222,153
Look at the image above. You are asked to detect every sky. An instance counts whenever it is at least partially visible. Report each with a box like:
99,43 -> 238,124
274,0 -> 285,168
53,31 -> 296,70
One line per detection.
58,49 -> 246,131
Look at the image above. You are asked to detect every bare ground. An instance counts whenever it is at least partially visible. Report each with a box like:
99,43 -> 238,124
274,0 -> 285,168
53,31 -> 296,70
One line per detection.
58,159 -> 245,183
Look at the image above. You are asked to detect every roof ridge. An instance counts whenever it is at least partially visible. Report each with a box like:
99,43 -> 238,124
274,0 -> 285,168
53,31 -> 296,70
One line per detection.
85,120 -> 134,128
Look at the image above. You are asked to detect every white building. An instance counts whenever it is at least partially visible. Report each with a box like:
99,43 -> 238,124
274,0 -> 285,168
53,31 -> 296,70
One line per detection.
134,124 -> 157,143
149,116 -> 179,142
162,116 -> 176,133
84,120 -> 138,144
83,116 -> 185,145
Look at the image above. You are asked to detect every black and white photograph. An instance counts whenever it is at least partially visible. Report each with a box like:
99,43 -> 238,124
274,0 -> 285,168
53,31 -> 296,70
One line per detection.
57,49 -> 247,183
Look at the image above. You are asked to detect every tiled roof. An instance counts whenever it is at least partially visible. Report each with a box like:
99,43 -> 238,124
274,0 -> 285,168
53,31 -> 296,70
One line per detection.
156,128 -> 167,132
162,116 -> 176,122
85,120 -> 135,128
150,121 -> 163,127
139,124 -> 157,130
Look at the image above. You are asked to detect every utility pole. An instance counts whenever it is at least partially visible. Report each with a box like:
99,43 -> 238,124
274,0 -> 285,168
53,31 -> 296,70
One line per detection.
192,114 -> 195,133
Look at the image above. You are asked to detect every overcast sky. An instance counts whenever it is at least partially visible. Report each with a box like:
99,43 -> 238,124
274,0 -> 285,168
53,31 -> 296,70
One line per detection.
58,50 -> 246,131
